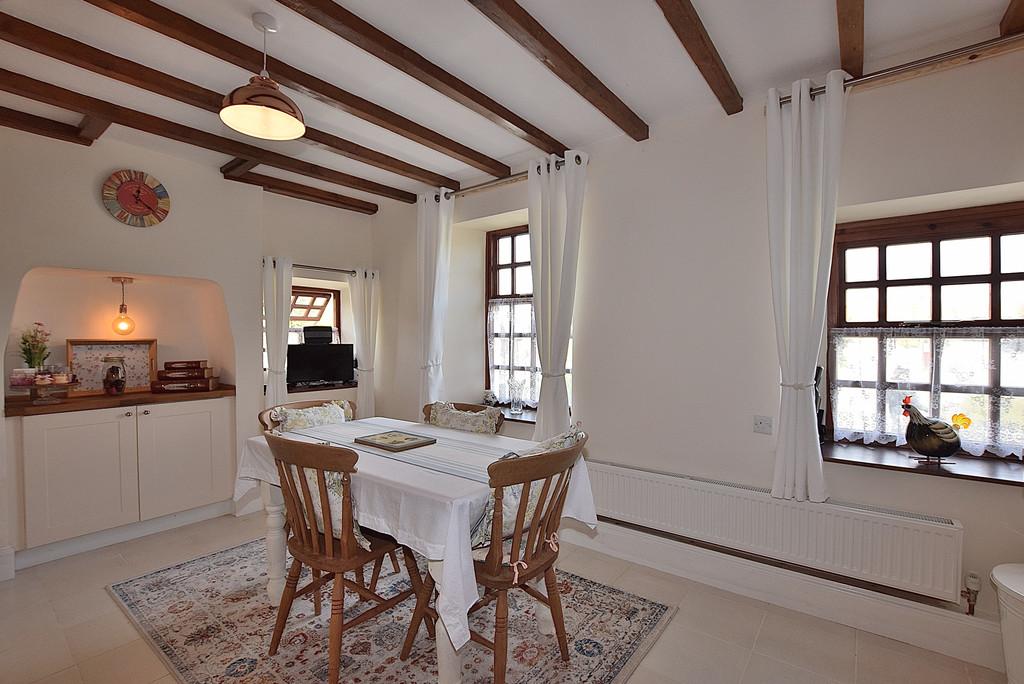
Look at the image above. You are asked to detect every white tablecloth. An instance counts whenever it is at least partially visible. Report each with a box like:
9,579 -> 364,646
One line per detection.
234,417 -> 597,649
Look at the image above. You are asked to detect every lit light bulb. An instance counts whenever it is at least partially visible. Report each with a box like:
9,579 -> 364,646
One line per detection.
112,304 -> 135,335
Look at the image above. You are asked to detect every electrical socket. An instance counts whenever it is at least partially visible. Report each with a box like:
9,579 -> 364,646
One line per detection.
753,415 -> 773,435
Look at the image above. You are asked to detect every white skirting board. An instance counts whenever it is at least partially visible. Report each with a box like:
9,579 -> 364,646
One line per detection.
560,520 -> 1006,673
0,545 -> 13,581
13,500 -> 233,570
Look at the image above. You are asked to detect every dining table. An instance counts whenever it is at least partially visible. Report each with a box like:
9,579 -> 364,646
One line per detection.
233,416 -> 597,684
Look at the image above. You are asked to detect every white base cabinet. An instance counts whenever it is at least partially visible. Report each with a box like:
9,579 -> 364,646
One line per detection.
22,397 -> 234,547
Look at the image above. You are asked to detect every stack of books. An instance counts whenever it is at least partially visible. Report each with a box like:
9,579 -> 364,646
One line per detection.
151,360 -> 220,393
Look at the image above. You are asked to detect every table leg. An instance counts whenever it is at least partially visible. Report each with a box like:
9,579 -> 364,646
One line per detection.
428,559 -> 463,684
532,564 -> 556,636
262,481 -> 287,605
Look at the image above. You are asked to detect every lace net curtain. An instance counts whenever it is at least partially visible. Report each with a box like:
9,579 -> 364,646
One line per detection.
486,298 -> 573,407
831,327 -> 1024,457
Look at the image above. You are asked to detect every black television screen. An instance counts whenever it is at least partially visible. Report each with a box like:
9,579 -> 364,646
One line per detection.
286,343 -> 354,385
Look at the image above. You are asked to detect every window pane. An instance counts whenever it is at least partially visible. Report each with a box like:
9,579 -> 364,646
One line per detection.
940,283 -> 990,321
845,247 -> 878,282
1001,338 -> 1024,388
939,392 -> 988,440
1001,234 -> 1024,274
514,265 -> 533,295
846,288 -> 878,322
497,236 -> 512,265
512,303 -> 533,335
886,285 -> 931,322
999,397 -> 1024,447
497,268 -> 512,295
885,389 -> 930,435
514,233 -> 530,263
885,337 -> 932,384
834,387 -> 877,432
489,302 -> 510,334
295,296 -> 313,305
940,237 -> 990,277
512,337 -> 534,368
490,337 -> 510,367
886,243 -> 931,280
290,308 -> 304,317
940,338 -> 989,386
834,336 -> 877,382
1001,281 -> 1024,320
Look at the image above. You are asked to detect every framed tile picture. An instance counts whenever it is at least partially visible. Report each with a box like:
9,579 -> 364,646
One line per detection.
66,339 -> 157,396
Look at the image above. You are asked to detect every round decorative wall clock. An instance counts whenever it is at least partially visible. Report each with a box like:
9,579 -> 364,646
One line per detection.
101,169 -> 170,227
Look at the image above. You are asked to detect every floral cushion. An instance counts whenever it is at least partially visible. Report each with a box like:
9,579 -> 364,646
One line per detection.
293,465 -> 371,551
469,424 -> 585,552
271,402 -> 348,432
427,402 -> 502,434
330,400 -> 356,421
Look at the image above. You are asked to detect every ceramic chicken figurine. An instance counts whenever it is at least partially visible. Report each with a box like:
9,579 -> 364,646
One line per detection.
902,396 -> 972,466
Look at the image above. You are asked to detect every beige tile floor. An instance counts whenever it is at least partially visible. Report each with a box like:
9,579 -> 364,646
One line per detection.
0,513 -> 1006,684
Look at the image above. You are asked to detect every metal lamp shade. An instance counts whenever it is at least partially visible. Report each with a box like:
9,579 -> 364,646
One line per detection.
220,75 -> 305,141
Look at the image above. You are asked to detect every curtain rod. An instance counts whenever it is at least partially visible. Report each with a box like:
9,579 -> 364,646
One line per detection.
778,31 -> 1024,105
264,258 -> 356,276
435,153 -> 583,201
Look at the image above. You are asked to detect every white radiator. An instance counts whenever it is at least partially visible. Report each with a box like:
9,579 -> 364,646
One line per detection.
587,461 -> 964,602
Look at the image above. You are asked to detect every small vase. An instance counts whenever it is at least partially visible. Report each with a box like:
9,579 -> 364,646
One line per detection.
508,378 -> 524,415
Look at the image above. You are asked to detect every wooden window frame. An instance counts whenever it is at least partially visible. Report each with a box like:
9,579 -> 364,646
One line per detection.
290,285 -> 341,330
486,225 -> 531,390
825,201 -> 1024,454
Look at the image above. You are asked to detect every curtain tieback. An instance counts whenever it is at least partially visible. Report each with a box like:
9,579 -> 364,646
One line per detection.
356,367 -> 374,373
420,361 -> 442,370
541,372 -> 566,378
780,381 -> 815,389
267,369 -> 287,376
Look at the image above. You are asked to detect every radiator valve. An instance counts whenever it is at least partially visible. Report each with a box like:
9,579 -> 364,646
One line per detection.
962,572 -> 982,615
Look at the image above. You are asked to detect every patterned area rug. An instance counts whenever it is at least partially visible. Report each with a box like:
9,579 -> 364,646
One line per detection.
109,539 -> 673,683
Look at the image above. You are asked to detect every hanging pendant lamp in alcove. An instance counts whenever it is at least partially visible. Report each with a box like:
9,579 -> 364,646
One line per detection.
219,12 -> 306,141
111,277 -> 136,335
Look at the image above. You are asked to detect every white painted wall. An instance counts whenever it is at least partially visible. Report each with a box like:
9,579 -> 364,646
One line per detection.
374,51 -> 1024,616
0,128 -> 375,556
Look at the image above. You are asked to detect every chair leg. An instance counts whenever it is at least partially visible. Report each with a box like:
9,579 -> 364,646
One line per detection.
269,559 -> 302,656
389,549 -> 401,573
400,571 -> 436,660
545,568 -> 570,661
494,590 -> 509,684
327,574 -> 346,684
354,565 -> 368,600
368,556 -> 384,593
312,568 -> 322,616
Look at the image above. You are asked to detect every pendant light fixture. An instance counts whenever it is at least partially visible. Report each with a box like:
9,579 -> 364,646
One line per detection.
111,277 -> 136,336
219,12 -> 305,141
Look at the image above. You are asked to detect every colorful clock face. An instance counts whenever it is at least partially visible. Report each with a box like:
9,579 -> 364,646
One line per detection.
101,169 -> 170,228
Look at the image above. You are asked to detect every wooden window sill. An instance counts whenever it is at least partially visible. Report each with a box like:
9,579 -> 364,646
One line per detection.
499,406 -> 537,424
822,441 -> 1024,487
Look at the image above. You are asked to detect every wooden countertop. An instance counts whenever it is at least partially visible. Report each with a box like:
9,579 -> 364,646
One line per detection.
4,385 -> 236,417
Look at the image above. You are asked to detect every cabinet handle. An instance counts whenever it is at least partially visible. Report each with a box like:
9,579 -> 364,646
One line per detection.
142,410 -> 151,415
124,411 -> 133,417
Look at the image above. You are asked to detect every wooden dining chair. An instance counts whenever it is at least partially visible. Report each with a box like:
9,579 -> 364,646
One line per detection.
400,433 -> 588,683
263,433 -> 429,684
422,401 -> 505,432
259,400 -> 401,583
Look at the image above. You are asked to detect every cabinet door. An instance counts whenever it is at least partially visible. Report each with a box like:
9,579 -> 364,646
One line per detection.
136,398 -> 232,520
24,407 -> 140,547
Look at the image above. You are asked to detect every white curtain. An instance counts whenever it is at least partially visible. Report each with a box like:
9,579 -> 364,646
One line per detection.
417,190 -> 454,407
766,70 -> 847,502
347,268 -> 381,418
529,151 -> 588,440
262,256 -> 293,409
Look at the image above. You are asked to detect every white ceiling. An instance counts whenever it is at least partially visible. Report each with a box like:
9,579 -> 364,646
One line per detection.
0,0 -> 1010,206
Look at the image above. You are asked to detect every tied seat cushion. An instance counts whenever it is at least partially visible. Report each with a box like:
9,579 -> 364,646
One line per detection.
469,424 -> 585,554
427,402 -> 503,434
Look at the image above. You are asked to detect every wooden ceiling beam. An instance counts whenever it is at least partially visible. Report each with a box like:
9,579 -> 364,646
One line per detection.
0,105 -> 93,146
468,0 -> 648,141
1002,0 -> 1024,35
0,69 -> 407,204
277,0 -> 568,153
653,0 -> 743,115
220,158 -> 260,178
76,115 -> 112,142
0,12 -> 460,189
225,171 -> 378,214
83,0 -> 510,178
836,0 -> 865,78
